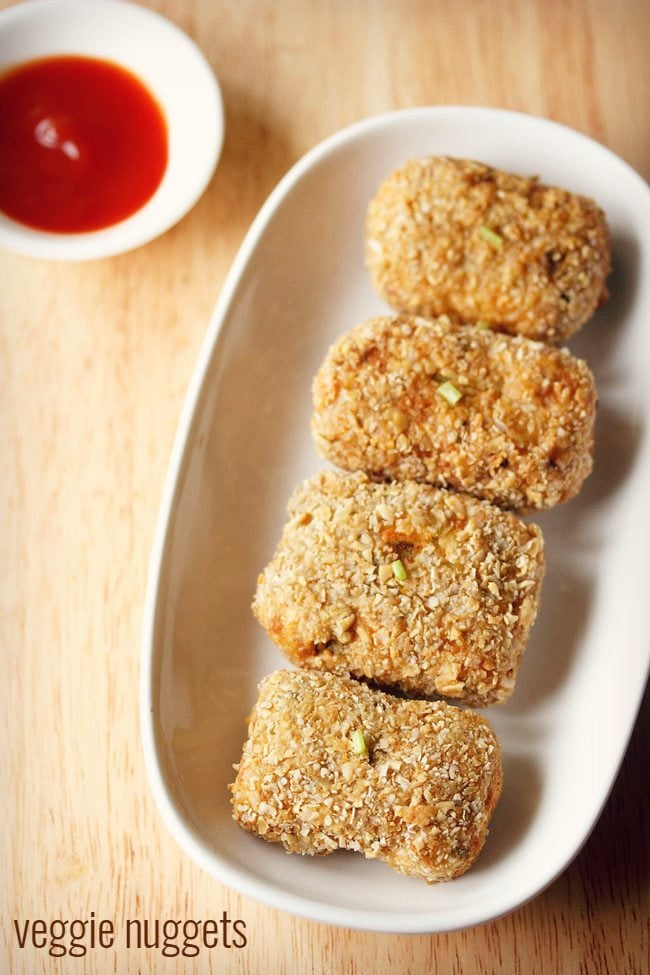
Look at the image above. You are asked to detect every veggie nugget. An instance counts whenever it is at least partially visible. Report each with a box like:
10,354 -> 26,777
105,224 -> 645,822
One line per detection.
253,470 -> 544,705
312,315 -> 596,511
230,670 -> 503,883
366,156 -> 611,343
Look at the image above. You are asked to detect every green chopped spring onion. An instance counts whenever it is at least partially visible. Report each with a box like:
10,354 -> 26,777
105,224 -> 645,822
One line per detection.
391,558 -> 407,581
476,319 -> 490,330
351,729 -> 368,756
437,380 -> 463,406
478,225 -> 503,248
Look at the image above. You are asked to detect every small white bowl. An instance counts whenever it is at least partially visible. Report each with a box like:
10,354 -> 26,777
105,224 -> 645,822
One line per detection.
0,0 -> 224,260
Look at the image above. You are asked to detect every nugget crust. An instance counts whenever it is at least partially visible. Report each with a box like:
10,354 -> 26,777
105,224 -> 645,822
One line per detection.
312,315 -> 596,511
230,670 -> 502,883
253,471 -> 544,705
366,156 -> 611,343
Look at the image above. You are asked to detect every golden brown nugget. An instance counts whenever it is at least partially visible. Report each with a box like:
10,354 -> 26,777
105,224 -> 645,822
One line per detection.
312,315 -> 596,511
253,470 -> 544,705
366,156 -> 611,343
230,670 -> 503,883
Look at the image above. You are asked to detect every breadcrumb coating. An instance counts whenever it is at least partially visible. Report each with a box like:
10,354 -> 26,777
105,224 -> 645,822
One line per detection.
366,156 -> 611,343
230,670 -> 503,883
312,315 -> 596,511
253,470 -> 544,705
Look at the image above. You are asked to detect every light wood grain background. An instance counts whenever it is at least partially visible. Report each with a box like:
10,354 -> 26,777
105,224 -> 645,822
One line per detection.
2,1 -> 649,972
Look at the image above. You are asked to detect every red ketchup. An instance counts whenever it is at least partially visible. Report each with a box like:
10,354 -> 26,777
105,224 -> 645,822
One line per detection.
0,55 -> 168,233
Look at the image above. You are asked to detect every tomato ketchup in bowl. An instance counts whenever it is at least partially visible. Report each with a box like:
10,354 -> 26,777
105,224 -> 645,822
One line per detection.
0,0 -> 223,260
0,55 -> 168,233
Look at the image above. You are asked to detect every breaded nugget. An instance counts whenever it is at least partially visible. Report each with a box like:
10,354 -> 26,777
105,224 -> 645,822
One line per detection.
366,156 -> 611,343
230,670 -> 503,883
253,470 -> 544,705
312,315 -> 596,511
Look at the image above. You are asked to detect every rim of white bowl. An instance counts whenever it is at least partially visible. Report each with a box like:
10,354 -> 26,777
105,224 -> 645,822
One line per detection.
140,105 -> 650,933
0,0 -> 224,260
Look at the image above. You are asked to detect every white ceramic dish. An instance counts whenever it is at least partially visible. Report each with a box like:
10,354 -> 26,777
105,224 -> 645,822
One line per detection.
141,107 -> 650,933
0,0 -> 223,260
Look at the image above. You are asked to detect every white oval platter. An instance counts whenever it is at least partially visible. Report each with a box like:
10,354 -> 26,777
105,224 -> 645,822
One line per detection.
141,107 -> 650,933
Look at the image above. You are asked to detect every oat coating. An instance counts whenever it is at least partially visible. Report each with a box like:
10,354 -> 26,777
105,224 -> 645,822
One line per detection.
312,315 -> 596,511
253,470 -> 544,705
230,670 -> 503,883
366,156 -> 611,343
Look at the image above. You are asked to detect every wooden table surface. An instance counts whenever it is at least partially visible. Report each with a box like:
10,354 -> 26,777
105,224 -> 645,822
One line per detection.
2,1 -> 649,972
